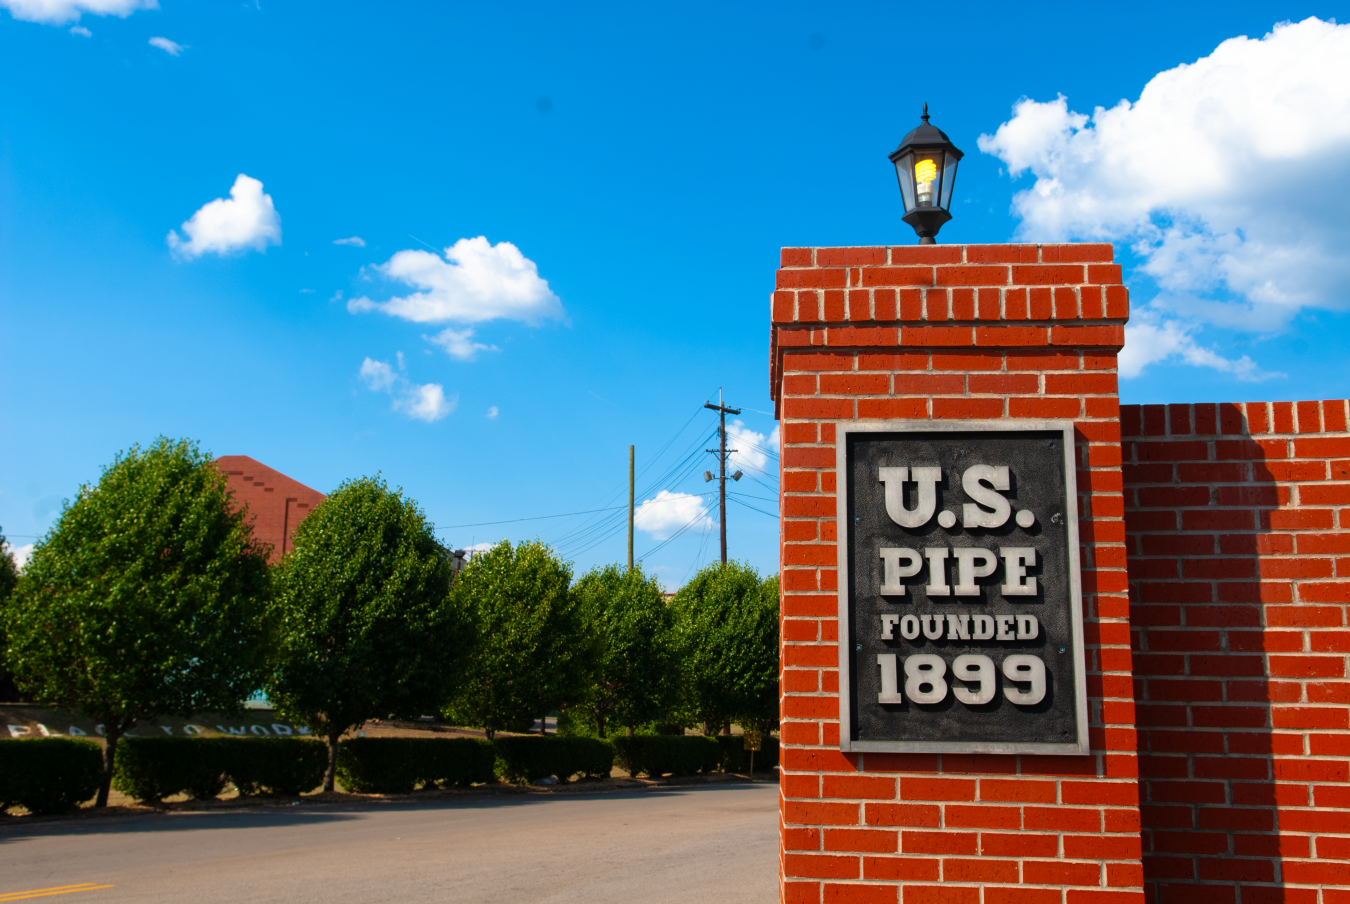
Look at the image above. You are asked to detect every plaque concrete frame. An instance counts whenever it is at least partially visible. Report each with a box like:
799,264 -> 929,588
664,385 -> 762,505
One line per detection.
834,418 -> 1090,755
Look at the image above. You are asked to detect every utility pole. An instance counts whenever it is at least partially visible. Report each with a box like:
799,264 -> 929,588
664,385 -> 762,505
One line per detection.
628,445 -> 635,571
704,389 -> 742,564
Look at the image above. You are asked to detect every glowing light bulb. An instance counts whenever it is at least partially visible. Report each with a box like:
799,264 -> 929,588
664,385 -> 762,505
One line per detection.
915,158 -> 937,206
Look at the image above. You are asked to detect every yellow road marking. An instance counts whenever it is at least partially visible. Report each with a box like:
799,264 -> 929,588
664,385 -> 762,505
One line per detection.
0,886 -> 100,901
0,884 -> 113,902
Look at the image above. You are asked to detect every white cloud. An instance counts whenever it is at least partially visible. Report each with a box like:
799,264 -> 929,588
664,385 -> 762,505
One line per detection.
148,36 -> 183,55
348,236 -> 564,327
978,17 -> 1350,363
359,357 -> 397,392
357,357 -> 455,422
0,0 -> 155,25
69,24 -> 89,35
167,174 -> 281,259
426,327 -> 497,361
7,543 -> 34,571
1121,311 -> 1283,381
333,236 -> 366,247
486,406 -> 499,419
395,383 -> 455,422
726,420 -> 780,473
634,490 -> 712,540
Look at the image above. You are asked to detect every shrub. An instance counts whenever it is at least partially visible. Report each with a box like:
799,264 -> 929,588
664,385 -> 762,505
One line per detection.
611,735 -> 718,778
0,738 -> 103,815
230,739 -> 326,796
427,738 -> 498,788
716,735 -> 779,774
337,737 -> 496,794
493,736 -> 615,784
113,737 -> 231,804
113,737 -> 326,803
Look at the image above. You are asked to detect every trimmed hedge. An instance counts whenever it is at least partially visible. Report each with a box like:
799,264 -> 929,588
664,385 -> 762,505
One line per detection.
113,737 -> 229,803
611,735 -> 718,778
716,735 -> 779,773
493,736 -> 614,784
337,737 -> 496,794
113,737 -> 325,804
0,738 -> 103,815
230,738 -> 327,797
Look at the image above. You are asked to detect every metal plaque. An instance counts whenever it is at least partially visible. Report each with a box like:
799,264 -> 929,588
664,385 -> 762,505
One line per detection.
835,420 -> 1089,754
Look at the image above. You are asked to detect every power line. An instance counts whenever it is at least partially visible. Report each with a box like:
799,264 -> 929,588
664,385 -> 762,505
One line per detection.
437,389 -> 738,565
571,417 -> 726,562
729,491 -> 779,504
637,506 -> 711,560
543,411 -> 716,553
437,506 -> 625,530
728,496 -> 779,519
551,429 -> 716,556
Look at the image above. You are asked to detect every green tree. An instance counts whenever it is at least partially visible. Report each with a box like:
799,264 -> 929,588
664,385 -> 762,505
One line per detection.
569,563 -> 678,738
0,439 -> 272,807
0,529 -> 22,703
445,540 -> 589,739
266,476 -> 470,792
0,529 -> 17,603
672,561 -> 780,736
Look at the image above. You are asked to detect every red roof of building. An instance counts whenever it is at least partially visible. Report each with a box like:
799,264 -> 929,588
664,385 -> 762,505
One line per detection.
216,456 -> 326,563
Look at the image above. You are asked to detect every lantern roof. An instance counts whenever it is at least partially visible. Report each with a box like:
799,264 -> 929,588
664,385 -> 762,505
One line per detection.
889,104 -> 964,161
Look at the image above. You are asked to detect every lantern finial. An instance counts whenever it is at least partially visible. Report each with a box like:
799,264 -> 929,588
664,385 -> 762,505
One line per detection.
921,102 -> 929,123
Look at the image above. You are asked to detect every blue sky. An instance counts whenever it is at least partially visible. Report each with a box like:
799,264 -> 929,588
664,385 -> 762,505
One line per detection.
3,1 -> 1348,587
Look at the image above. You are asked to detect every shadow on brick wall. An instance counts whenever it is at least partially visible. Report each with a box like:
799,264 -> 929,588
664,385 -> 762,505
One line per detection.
1124,401 -> 1324,904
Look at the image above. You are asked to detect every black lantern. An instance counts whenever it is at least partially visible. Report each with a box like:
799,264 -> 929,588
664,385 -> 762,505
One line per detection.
889,103 -> 964,244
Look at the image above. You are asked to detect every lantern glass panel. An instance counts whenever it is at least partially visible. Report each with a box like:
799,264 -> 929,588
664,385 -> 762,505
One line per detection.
939,152 -> 960,210
912,152 -> 944,208
893,150 -> 917,212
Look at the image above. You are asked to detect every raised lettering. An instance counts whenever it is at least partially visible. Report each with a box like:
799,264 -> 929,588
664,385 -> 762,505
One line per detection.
946,613 -> 971,640
962,465 -> 1011,528
900,615 -> 921,640
880,466 -> 940,528
924,547 -> 951,596
877,653 -> 903,703
1016,614 -> 1039,640
879,547 -> 923,595
880,614 -> 901,640
996,614 -> 1016,641
953,547 -> 998,595
921,614 -> 944,640
951,654 -> 996,705
1003,654 -> 1047,705
1000,547 -> 1038,596
904,654 -> 948,704
971,614 -> 995,640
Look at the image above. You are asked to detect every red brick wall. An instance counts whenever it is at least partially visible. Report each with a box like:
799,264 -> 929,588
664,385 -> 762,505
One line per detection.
773,244 -> 1143,904
216,455 -> 325,563
1122,401 -> 1350,904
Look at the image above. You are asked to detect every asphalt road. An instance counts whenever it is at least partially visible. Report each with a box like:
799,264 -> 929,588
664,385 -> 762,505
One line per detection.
0,782 -> 779,904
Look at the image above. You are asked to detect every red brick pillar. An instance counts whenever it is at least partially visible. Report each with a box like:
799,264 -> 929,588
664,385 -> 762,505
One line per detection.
772,243 -> 1142,904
